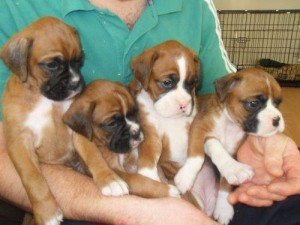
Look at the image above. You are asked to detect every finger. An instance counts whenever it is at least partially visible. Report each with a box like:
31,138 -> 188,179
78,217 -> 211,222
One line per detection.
268,180 -> 299,196
238,192 -> 274,207
247,185 -> 286,202
228,183 -> 254,205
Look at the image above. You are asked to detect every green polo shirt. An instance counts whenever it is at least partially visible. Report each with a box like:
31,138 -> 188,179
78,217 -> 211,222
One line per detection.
0,0 -> 236,118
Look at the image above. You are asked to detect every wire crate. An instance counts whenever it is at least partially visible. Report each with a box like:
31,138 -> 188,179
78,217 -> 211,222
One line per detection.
218,10 -> 300,87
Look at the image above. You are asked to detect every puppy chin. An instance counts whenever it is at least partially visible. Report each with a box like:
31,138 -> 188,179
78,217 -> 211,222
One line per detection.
251,120 -> 285,137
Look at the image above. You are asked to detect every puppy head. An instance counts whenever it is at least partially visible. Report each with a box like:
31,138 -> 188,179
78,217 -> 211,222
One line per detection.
0,16 -> 85,100
63,80 -> 144,154
214,68 -> 284,137
130,40 -> 201,118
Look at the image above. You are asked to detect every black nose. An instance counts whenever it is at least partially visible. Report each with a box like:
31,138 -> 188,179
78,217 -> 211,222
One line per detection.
272,116 -> 280,127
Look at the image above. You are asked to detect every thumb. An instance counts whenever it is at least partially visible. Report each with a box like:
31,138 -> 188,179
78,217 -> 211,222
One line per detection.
263,134 -> 288,177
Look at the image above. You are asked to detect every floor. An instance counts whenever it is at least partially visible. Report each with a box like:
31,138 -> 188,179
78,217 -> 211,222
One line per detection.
280,87 -> 300,146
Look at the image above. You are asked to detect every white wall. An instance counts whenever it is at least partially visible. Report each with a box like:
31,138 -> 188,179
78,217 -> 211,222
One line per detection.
213,0 -> 300,10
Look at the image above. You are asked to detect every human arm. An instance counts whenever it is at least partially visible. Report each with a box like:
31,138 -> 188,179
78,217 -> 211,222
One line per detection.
228,134 -> 300,207
0,123 -> 217,225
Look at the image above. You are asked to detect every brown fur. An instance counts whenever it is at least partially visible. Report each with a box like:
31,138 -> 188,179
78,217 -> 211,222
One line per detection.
1,17 -> 83,225
63,80 -> 174,198
129,40 -> 200,178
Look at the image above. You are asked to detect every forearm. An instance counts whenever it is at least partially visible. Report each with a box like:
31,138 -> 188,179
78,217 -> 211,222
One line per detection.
0,123 -> 215,225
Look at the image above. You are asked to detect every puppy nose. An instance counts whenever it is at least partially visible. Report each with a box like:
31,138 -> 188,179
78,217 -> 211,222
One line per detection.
179,101 -> 190,111
272,116 -> 281,127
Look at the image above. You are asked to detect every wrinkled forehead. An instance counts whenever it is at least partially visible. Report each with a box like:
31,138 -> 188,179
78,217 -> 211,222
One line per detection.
152,47 -> 198,78
92,89 -> 136,120
29,22 -> 82,60
234,73 -> 282,100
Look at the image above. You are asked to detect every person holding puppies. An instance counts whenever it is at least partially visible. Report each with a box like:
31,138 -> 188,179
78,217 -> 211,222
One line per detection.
0,0 -> 299,225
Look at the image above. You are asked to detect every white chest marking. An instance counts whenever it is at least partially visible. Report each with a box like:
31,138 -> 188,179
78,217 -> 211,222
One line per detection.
209,109 -> 245,155
24,97 -> 72,147
137,90 -> 196,165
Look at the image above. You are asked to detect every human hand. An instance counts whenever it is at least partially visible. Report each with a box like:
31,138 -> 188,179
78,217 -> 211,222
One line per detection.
229,134 -> 299,207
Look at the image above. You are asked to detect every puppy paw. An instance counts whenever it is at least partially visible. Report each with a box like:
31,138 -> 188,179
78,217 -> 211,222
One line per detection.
45,209 -> 63,225
174,167 -> 196,194
214,192 -> 234,225
168,185 -> 181,198
101,179 -> 129,196
34,199 -> 63,225
138,167 -> 161,182
222,161 -> 254,185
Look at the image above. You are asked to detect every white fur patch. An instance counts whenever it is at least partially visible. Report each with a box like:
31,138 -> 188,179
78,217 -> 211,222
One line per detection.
255,99 -> 285,137
101,179 -> 129,196
153,56 -> 193,118
214,190 -> 234,225
137,90 -> 196,166
23,97 -> 72,147
45,209 -> 63,225
138,167 -> 161,182
24,97 -> 53,147
205,138 -> 253,185
168,185 -> 181,198
174,156 -> 205,193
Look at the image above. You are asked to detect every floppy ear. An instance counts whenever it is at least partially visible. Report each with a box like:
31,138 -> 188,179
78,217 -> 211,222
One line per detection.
214,73 -> 241,102
0,37 -> 33,82
130,50 -> 159,91
63,99 -> 96,140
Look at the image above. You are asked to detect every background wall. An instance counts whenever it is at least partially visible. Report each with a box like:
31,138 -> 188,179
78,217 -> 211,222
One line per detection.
213,0 -> 300,10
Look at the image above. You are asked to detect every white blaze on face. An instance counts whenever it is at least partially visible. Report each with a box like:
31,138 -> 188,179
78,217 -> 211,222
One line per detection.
255,99 -> 285,137
117,94 -> 143,149
254,78 -> 285,137
154,55 -> 193,118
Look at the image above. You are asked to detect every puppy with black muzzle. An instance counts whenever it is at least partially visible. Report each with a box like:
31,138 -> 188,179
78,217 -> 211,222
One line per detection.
0,17 -> 85,225
175,68 -> 285,224
63,79 -> 179,198
129,40 -> 201,184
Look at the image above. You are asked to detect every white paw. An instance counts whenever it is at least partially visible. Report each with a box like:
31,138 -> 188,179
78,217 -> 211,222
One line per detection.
168,185 -> 181,198
214,192 -> 234,225
174,167 -> 196,194
101,179 -> 129,196
138,168 -> 161,182
46,209 -> 63,225
221,161 -> 254,185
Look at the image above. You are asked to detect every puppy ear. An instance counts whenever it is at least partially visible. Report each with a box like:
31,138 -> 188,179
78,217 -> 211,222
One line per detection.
0,37 -> 33,82
130,50 -> 159,91
214,73 -> 241,102
63,100 -> 96,140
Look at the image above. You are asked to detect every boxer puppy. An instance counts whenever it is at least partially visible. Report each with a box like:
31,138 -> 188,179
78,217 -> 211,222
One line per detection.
175,68 -> 285,224
129,40 -> 201,184
1,17 -> 85,225
63,80 -> 179,198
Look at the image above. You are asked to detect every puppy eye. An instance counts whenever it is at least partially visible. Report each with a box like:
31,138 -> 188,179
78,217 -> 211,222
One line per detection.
161,79 -> 175,89
243,100 -> 260,111
101,114 -> 123,129
46,61 -> 59,70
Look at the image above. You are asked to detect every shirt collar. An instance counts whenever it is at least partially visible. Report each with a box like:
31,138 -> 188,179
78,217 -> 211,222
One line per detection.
153,0 -> 183,15
61,0 -> 183,17
61,0 -> 95,17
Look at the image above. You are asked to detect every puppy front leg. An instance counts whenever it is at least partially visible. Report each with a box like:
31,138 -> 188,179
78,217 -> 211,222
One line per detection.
174,125 -> 205,194
213,177 -> 234,225
204,138 -> 254,185
72,133 -> 128,196
6,138 -> 62,225
138,133 -> 162,182
115,170 -> 180,198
